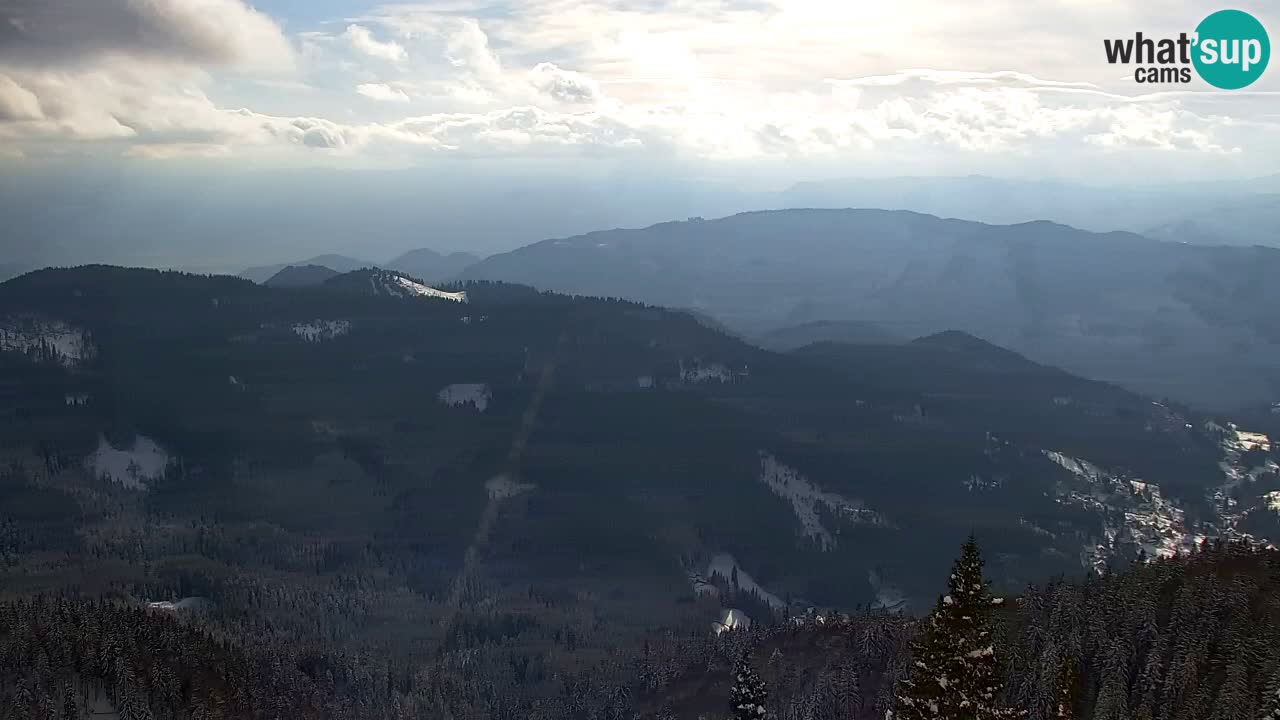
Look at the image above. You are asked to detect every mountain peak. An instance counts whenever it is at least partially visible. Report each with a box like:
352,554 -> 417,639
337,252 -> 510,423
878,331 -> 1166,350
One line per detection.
387,248 -> 481,283
264,264 -> 339,288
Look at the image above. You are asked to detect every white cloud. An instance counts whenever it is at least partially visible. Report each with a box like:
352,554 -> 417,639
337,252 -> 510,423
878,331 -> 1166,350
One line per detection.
357,83 -> 411,102
343,24 -> 408,62
529,62 -> 602,104
0,73 -> 43,121
0,0 -> 1275,176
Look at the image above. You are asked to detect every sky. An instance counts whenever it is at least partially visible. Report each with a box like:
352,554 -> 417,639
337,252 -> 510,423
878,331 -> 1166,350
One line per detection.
1,0 -> 1277,181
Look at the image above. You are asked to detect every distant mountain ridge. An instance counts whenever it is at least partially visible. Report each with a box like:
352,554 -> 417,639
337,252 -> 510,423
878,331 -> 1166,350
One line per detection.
264,264 -> 340,288
756,320 -> 902,351
242,249 -> 482,286
241,254 -> 376,283
461,208 -> 1280,410
387,248 -> 481,283
2,263 -> 1264,617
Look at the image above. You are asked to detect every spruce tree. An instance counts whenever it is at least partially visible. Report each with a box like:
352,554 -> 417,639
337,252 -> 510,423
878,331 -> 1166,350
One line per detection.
1261,670 -> 1280,720
62,684 -> 79,720
730,650 -> 769,720
895,536 -> 1021,720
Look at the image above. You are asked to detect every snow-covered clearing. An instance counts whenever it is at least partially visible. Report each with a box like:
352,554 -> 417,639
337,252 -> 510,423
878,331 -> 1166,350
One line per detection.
759,452 -> 888,549
387,274 -> 468,302
438,383 -> 492,412
1045,449 -> 1198,570
292,320 -> 351,342
707,553 -> 786,610
0,317 -> 94,366
87,434 -> 171,489
680,360 -> 731,384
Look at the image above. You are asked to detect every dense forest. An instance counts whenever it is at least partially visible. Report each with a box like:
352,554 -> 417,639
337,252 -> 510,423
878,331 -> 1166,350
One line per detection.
3,540 -> 1279,719
1,266 -> 1278,718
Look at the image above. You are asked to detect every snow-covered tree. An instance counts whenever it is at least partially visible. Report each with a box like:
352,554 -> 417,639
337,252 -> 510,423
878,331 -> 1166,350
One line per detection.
1261,670 -> 1280,720
894,536 -> 1021,720
731,650 -> 769,720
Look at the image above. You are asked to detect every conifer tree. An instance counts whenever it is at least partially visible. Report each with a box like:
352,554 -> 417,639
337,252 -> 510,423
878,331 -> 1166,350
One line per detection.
894,536 -> 1021,720
730,650 -> 769,720
1261,670 -> 1280,720
62,684 -> 79,720
1052,663 -> 1077,720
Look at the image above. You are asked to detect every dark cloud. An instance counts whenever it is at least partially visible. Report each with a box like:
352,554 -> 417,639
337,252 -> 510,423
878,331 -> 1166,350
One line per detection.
0,0 -> 291,68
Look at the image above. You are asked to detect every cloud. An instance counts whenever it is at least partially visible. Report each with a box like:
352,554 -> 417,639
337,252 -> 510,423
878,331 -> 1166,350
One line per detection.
0,73 -> 43,121
343,24 -> 408,62
0,0 -> 1274,177
529,62 -> 602,104
375,106 -> 648,153
358,83 -> 411,102
0,0 -> 293,70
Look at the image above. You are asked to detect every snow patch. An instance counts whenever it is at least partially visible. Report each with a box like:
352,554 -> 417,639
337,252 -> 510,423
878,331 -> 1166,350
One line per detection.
707,553 -> 786,610
869,569 -> 908,612
964,474 -> 1003,492
146,597 -> 209,613
1234,430 -> 1271,453
712,608 -> 751,634
1212,425 -> 1278,542
0,317 -> 94,367
1045,449 -> 1198,572
688,572 -> 720,598
1264,491 -> 1280,514
87,434 -> 171,489
680,359 -> 731,384
388,274 -> 467,302
438,383 -> 491,412
486,474 -> 534,500
759,452 -> 889,549
292,320 -> 351,342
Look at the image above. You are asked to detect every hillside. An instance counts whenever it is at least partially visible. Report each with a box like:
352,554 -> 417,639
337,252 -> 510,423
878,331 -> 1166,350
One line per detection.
460,209 -> 1280,410
0,266 -> 1276,717
240,254 -> 376,284
322,268 -> 469,301
263,264 -> 340,288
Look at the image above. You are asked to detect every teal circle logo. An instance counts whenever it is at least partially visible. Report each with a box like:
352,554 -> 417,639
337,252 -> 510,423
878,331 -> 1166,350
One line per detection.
1193,9 -> 1270,89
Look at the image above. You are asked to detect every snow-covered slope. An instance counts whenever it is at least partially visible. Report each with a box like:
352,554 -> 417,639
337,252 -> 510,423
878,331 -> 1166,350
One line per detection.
759,452 -> 889,549
0,317 -> 94,367
385,273 -> 468,302
87,434 -> 171,489
712,608 -> 752,634
706,553 -> 786,610
1045,449 -> 1200,571
322,269 -> 468,302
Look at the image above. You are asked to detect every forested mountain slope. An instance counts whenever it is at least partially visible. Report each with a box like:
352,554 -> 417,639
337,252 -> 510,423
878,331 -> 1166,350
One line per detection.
461,209 -> 1280,410
0,266 -> 1276,718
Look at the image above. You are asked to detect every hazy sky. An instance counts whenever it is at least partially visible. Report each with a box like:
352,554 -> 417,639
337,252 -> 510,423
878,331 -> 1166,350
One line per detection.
1,0 -> 1277,182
